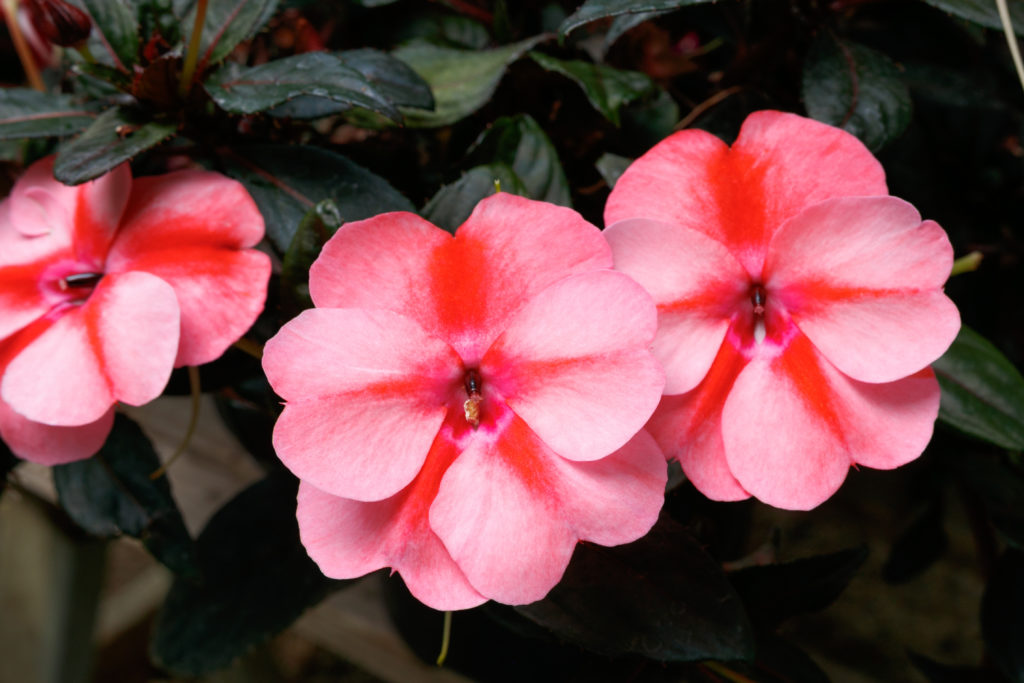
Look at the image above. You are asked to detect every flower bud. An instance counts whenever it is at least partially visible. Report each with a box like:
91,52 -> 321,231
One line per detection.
23,0 -> 92,48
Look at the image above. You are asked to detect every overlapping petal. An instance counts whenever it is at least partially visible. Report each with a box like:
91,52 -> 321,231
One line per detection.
0,402 -> 113,465
483,271 -> 663,461
311,194 -> 612,361
1,271 -> 180,426
766,197 -> 960,383
264,308 -> 461,502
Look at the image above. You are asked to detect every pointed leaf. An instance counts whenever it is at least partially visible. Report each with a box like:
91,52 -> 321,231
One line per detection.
0,89 -> 96,140
53,414 -> 197,576
281,199 -> 343,313
595,152 -> 632,189
150,476 -> 341,676
393,36 -> 546,127
220,144 -> 414,252
933,326 -> 1024,450
515,514 -> 755,662
421,164 -> 526,232
981,548 -> 1024,682
529,51 -> 656,126
53,107 -> 176,185
177,0 -> 278,68
204,53 -> 399,120
922,0 -> 1024,35
559,0 -> 714,37
729,547 -> 868,628
802,34 -> 912,151
467,114 -> 571,206
80,0 -> 140,70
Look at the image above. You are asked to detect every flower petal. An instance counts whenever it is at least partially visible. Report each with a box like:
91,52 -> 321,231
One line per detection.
483,271 -> 664,462
766,197 -> 960,383
111,247 -> 271,366
1,271 -> 180,425
721,334 -> 937,510
605,218 -> 748,394
71,162 -> 131,264
311,194 -> 612,362
0,260 -> 52,341
263,308 -> 461,501
297,478 -> 486,611
646,343 -> 750,502
0,402 -> 113,465
605,111 -> 887,274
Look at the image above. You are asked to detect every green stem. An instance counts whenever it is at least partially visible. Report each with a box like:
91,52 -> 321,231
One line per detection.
996,0 -> 1024,94
177,0 -> 209,98
150,366 -> 201,480
436,611 -> 453,666
951,251 -> 983,276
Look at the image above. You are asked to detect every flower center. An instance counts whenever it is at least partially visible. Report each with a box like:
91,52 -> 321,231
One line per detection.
57,271 -> 103,304
750,283 -> 767,344
463,368 -> 483,428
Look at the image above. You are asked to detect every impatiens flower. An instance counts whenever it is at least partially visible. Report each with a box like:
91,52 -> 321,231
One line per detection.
263,193 -> 667,610
0,156 -> 270,463
603,111 -> 961,510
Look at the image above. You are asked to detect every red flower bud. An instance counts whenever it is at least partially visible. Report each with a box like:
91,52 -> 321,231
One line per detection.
23,0 -> 92,47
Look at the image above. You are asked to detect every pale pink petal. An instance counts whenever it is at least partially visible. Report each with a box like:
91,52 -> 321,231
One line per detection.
605,111 -> 887,274
1,271 -> 180,425
312,194 -> 612,362
605,218 -> 748,394
766,197 -> 960,383
722,334 -> 937,510
0,402 -> 113,465
5,157 -> 77,241
111,248 -> 272,366
646,344 -> 750,502
482,271 -> 664,462
105,170 -> 265,264
71,162 -> 131,264
263,308 -> 461,501
297,480 -> 486,611
429,413 -> 579,605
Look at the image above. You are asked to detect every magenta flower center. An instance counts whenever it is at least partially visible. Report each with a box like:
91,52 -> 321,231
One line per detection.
463,368 -> 484,428
750,283 -> 766,316
53,269 -> 104,305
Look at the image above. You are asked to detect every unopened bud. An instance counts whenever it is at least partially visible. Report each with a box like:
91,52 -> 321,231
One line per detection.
24,0 -> 92,48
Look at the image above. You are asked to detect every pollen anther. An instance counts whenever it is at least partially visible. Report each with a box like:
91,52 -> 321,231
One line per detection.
463,369 -> 483,428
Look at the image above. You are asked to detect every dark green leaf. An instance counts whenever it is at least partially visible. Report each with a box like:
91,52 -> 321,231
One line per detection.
604,11 -> 672,52
281,200 -> 344,312
268,48 -> 434,119
205,53 -> 399,120
150,476 -> 340,676
393,36 -> 546,127
52,414 -> 197,576
595,152 -> 632,189
933,326 -> 1024,450
882,498 -> 948,584
422,164 -> 527,233
0,89 -> 95,141
730,547 -> 868,628
80,0 -> 140,69
922,0 -> 1024,35
981,548 -> 1024,682
53,107 -> 176,185
529,51 -> 656,126
467,114 -> 571,206
177,0 -> 278,68
516,514 -> 755,662
559,0 -> 714,37
802,34 -> 912,152
220,145 -> 414,252
622,86 -> 680,147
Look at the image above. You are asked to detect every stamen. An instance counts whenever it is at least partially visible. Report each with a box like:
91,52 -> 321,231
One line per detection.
463,369 -> 483,428
751,284 -> 766,316
59,272 -> 103,290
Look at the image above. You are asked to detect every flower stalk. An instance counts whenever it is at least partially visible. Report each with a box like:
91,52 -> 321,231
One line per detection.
178,0 -> 208,98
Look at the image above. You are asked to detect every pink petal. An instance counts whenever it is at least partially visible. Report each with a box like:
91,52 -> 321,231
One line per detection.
766,197 -> 960,383
0,402 -> 113,465
646,344 -> 750,502
605,218 -> 748,394
1,271 -> 180,425
311,194 -> 612,362
71,162 -> 131,264
5,156 -> 77,241
297,480 -> 486,611
430,414 -> 666,604
721,334 -> 938,510
263,308 -> 461,501
605,111 -> 887,274
105,170 -> 265,260
483,271 -> 664,462
110,248 -> 271,366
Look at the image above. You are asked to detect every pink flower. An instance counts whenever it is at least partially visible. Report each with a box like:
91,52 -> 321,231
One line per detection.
0,157 -> 271,464
262,193 -> 667,610
603,111 -> 961,510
